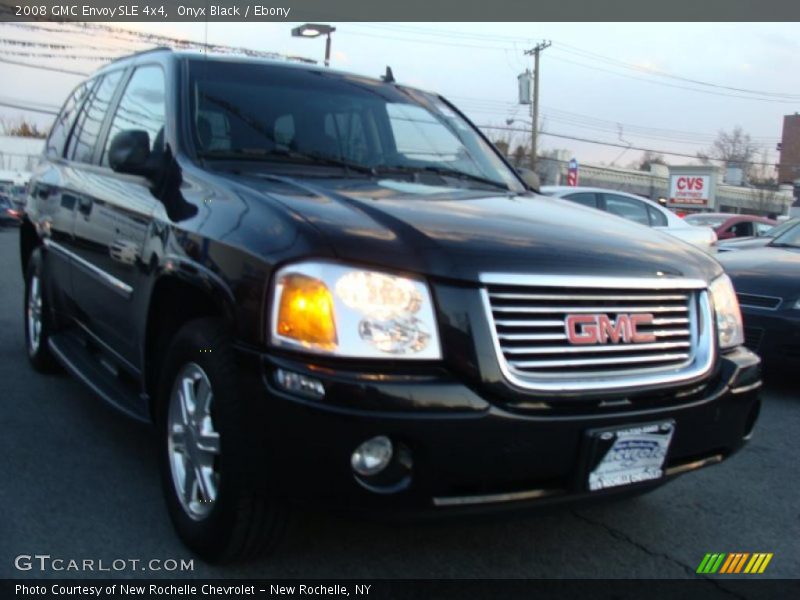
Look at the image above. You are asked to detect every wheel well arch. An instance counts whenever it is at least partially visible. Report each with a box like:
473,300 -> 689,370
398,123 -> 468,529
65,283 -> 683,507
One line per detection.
143,275 -> 234,419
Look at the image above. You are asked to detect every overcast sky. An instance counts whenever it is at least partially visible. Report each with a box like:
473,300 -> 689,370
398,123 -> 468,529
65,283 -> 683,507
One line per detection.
1,21 -> 798,171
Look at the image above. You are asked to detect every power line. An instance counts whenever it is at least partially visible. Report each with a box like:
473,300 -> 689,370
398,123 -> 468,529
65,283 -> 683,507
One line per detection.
0,56 -> 89,76
480,124 -> 783,167
342,24 -> 800,105
349,23 -> 800,101
545,53 -> 800,105
552,44 -> 800,100
0,49 -> 117,61
0,36 -> 133,53
0,100 -> 58,115
453,95 -> 779,141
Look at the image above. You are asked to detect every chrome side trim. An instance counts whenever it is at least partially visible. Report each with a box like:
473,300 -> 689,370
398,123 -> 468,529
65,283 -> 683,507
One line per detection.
44,239 -> 133,298
479,283 -> 716,394
433,487 -> 562,507
480,273 -> 708,290
664,454 -> 723,477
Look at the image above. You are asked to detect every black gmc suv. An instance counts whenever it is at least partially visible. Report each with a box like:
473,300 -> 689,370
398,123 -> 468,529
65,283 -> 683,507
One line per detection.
21,48 -> 761,562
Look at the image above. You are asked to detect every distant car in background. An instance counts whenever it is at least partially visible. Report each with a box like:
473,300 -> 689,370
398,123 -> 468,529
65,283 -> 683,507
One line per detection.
718,218 -> 800,252
718,225 -> 800,370
541,186 -> 717,252
0,193 -> 22,226
684,213 -> 777,241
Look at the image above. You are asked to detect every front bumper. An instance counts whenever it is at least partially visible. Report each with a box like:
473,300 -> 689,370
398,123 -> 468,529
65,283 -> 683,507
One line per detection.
232,345 -> 761,514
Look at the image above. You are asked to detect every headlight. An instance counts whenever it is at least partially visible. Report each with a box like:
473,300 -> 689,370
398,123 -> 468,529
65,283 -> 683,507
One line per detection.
793,298 -> 800,310
708,274 -> 744,350
270,261 -> 441,359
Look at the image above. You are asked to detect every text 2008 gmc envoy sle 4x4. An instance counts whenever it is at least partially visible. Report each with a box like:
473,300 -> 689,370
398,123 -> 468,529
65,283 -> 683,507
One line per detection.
21,49 -> 761,562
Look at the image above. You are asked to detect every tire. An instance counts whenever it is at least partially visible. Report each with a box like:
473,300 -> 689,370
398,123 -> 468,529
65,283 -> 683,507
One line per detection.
156,317 -> 286,563
24,248 -> 59,373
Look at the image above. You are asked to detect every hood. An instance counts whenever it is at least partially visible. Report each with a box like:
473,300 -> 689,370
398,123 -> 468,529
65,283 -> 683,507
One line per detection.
718,246 -> 800,296
226,174 -> 722,284
718,237 -> 770,251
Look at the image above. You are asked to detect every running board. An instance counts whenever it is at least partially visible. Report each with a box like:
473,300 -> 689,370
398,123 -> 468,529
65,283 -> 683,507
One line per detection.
48,330 -> 149,423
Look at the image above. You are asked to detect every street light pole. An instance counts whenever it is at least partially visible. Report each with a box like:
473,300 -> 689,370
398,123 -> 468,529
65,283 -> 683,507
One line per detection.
324,31 -> 332,67
524,41 -> 551,171
291,23 -> 336,67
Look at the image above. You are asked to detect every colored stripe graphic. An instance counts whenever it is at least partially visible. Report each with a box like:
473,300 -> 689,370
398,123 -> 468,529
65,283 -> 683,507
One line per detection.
720,553 -> 750,574
720,553 -> 736,574
700,553 -> 774,575
697,553 -> 726,574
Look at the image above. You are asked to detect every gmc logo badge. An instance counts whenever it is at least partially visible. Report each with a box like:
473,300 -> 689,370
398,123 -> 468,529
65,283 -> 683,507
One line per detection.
565,314 -> 656,345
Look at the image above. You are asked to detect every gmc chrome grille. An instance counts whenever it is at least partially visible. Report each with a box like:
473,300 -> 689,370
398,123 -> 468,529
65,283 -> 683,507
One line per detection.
480,274 -> 715,393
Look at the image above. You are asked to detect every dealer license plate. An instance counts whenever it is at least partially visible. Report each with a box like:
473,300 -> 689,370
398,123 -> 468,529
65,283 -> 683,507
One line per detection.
587,421 -> 674,491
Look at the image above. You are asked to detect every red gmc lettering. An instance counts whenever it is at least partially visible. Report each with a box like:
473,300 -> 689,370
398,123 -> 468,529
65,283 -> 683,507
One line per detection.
565,314 -> 656,344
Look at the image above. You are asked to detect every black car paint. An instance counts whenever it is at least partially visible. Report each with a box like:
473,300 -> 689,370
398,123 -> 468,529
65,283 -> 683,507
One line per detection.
719,246 -> 800,365
22,50 -> 760,511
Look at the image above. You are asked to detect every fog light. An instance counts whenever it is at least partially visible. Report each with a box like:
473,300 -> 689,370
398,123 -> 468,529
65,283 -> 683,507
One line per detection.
275,368 -> 325,398
351,435 -> 393,476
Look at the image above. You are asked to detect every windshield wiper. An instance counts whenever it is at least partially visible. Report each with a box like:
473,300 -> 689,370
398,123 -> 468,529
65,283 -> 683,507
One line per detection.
375,164 -> 510,191
768,242 -> 800,249
198,149 -> 375,175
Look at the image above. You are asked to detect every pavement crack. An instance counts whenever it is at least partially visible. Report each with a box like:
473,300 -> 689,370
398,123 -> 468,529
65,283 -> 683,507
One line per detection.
571,510 -> 751,600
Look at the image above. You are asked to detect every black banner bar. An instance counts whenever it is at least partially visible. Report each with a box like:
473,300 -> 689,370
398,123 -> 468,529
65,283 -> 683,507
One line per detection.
2,0 -> 800,22
3,579 -> 800,600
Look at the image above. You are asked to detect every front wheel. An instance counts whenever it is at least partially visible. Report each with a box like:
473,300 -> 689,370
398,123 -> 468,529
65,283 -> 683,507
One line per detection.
24,248 -> 58,372
157,318 -> 286,562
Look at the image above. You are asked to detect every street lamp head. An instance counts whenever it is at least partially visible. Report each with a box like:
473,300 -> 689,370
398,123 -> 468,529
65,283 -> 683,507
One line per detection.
291,23 -> 336,38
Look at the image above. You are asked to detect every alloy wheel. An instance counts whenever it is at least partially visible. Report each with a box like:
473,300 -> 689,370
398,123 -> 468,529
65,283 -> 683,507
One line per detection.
167,363 -> 221,520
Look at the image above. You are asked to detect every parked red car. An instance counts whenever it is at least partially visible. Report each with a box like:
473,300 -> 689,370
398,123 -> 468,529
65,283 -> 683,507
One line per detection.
684,213 -> 777,241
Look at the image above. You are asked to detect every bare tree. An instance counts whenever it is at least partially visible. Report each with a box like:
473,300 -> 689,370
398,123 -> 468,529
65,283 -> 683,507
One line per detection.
750,147 -> 777,187
698,126 -> 758,177
637,151 -> 667,172
0,116 -> 48,139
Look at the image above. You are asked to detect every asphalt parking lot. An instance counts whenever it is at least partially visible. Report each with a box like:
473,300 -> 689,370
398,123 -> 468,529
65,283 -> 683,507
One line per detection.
0,225 -> 797,580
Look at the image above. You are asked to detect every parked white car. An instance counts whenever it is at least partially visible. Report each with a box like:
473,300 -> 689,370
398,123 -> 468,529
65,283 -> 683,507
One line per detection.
541,186 -> 717,252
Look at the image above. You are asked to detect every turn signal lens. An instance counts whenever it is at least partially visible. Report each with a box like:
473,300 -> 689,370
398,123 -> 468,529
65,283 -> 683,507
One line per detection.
276,274 -> 337,349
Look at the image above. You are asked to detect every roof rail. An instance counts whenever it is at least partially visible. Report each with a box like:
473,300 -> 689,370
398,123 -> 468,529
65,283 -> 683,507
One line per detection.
104,46 -> 173,66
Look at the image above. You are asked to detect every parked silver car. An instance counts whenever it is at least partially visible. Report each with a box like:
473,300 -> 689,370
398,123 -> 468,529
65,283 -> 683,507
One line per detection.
541,186 -> 718,252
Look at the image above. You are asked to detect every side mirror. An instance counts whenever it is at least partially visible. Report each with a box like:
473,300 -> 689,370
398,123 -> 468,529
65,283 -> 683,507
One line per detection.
516,167 -> 541,192
108,130 -> 153,177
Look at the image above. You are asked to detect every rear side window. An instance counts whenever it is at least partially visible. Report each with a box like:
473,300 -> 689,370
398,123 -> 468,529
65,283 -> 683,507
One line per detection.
604,194 -> 650,227
564,192 -> 598,209
46,80 -> 95,158
103,66 -> 167,166
647,206 -> 668,227
67,71 -> 124,163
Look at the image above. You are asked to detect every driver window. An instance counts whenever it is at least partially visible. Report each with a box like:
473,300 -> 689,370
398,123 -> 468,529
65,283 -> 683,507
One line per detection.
731,222 -> 753,237
103,66 -> 166,166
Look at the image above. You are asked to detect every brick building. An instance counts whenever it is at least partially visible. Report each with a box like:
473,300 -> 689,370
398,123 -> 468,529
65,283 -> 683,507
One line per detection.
777,113 -> 800,185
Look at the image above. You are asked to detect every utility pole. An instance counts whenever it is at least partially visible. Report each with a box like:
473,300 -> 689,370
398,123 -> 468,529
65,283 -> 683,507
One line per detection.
524,40 -> 551,170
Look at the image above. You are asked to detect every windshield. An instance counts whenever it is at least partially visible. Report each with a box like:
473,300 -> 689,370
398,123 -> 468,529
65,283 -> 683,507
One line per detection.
684,214 -> 727,228
770,221 -> 800,248
187,60 -> 523,192
765,219 -> 798,238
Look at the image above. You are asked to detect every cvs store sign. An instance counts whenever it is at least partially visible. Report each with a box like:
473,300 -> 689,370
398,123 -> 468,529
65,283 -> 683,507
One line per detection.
668,173 -> 712,207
